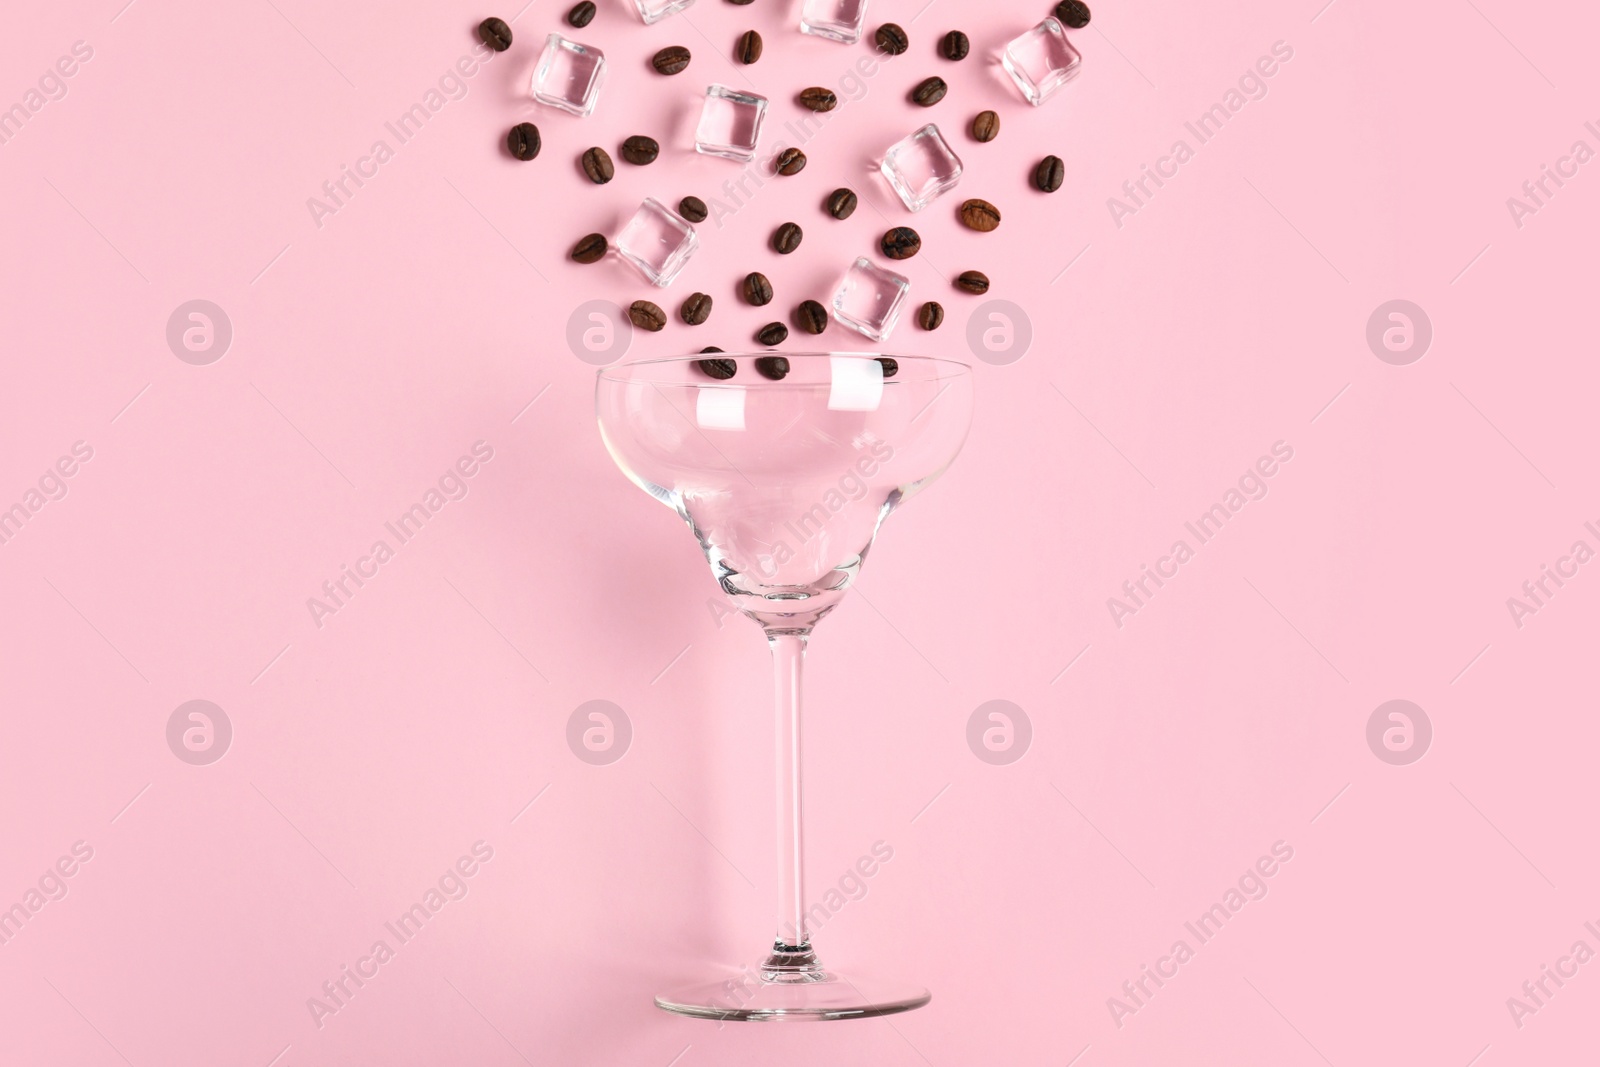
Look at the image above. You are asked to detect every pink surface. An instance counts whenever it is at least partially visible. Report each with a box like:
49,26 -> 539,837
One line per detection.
1,0 -> 1597,1062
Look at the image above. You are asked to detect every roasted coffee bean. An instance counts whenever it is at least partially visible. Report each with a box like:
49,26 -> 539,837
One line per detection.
798,87 -> 838,112
959,198 -> 1001,232
755,355 -> 790,380
726,0 -> 754,5
911,76 -> 947,106
620,135 -> 659,165
679,196 -> 708,222
955,270 -> 990,294
795,300 -> 828,334
940,30 -> 970,60
697,357 -> 737,379
507,122 -> 541,160
700,346 -> 724,353
1034,154 -> 1065,192
1054,0 -> 1091,27
875,23 -> 909,55
743,272 -> 774,306
737,29 -> 763,64
826,187 -> 858,219
681,292 -> 713,325
971,110 -> 1000,142
881,226 -> 921,259
567,1 -> 596,27
876,356 -> 899,377
775,147 -> 807,175
570,232 -> 607,264
652,45 -> 691,74
628,300 -> 667,332
772,222 -> 803,254
581,146 -> 614,183
757,322 -> 789,346
477,17 -> 513,51
918,301 -> 944,330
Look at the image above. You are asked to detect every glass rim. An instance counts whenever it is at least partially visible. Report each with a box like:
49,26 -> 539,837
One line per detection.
596,351 -> 974,387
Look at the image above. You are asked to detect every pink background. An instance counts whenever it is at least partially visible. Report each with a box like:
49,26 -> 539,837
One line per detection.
2,0 -> 1597,1062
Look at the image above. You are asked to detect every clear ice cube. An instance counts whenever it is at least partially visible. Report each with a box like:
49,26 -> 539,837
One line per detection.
879,124 -> 963,212
1001,17 -> 1083,106
531,34 -> 606,117
695,85 -> 768,162
616,198 -> 699,287
799,0 -> 868,44
830,258 -> 909,342
632,0 -> 695,23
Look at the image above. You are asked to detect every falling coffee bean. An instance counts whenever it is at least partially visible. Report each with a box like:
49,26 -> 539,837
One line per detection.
737,29 -> 763,64
680,292 -> 713,325
876,357 -> 899,377
881,226 -> 921,260
567,1 -> 596,27
1054,0 -> 1091,27
971,110 -> 1000,143
507,122 -> 541,160
698,357 -> 738,379
775,147 -> 807,176
679,196 -> 709,222
700,346 -> 724,353
1034,155 -> 1065,192
940,30 -> 970,60
581,146 -> 614,184
959,198 -> 1001,232
477,17 -> 513,51
826,187 -> 858,220
772,222 -> 804,255
570,233 -> 608,264
875,23 -> 909,55
743,272 -> 774,306
794,300 -> 828,334
918,301 -> 944,330
628,300 -> 667,332
798,87 -> 838,112
755,355 -> 790,380
757,322 -> 789,346
652,45 -> 691,75
912,76 -> 948,106
620,135 -> 659,165
955,270 -> 990,294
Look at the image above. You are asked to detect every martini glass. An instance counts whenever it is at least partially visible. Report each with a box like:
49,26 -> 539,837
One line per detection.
596,352 -> 973,1020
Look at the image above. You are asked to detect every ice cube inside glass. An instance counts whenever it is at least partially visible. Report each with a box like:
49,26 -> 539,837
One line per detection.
879,124 -> 963,212
531,34 -> 606,117
695,85 -> 769,162
1001,17 -> 1083,106
830,258 -> 910,342
617,198 -> 700,287
799,0 -> 868,44
632,0 -> 695,23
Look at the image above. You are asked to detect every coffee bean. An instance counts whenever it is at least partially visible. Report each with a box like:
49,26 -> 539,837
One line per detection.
1054,0 -> 1091,27
581,146 -> 614,184
743,272 -> 774,306
1034,155 -> 1064,192
955,270 -> 990,294
653,45 -> 691,74
826,187 -> 858,220
912,76 -> 947,106
798,87 -> 838,112
477,17 -> 513,51
876,356 -> 899,377
775,147 -> 806,176
959,198 -> 1001,232
918,301 -> 944,330
628,300 -> 667,332
680,292 -> 713,325
620,135 -> 659,165
757,322 -> 789,346
755,355 -> 790,380
567,1 -> 596,27
772,222 -> 803,255
881,226 -> 921,260
726,0 -> 754,5
971,110 -> 1000,142
940,30 -> 970,60
875,23 -> 909,54
570,232 -> 608,264
737,29 -> 763,64
701,346 -> 724,353
697,357 -> 737,379
679,196 -> 708,223
795,300 -> 828,334
507,122 -> 541,161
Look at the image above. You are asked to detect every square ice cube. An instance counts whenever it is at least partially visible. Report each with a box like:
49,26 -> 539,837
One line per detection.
695,85 -> 768,162
1001,17 -> 1083,106
532,34 -> 606,117
879,124 -> 963,212
830,258 -> 909,342
633,0 -> 695,23
799,0 -> 868,44
616,198 -> 699,287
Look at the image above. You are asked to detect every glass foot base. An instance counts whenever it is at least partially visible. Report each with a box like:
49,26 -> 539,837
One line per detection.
655,951 -> 929,1022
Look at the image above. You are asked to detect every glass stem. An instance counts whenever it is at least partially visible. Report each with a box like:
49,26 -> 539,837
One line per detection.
768,631 -> 810,952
